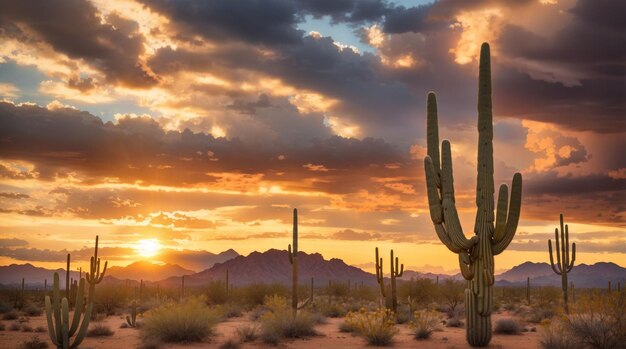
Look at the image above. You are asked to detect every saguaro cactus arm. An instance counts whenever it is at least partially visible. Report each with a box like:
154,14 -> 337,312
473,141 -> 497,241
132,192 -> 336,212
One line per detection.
492,173 -> 522,255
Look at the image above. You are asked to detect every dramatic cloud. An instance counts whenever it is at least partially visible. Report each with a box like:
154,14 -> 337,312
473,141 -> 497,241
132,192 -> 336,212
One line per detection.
0,0 -> 623,272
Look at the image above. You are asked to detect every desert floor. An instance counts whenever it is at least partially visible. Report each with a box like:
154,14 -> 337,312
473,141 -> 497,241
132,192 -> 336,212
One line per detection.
0,312 -> 542,349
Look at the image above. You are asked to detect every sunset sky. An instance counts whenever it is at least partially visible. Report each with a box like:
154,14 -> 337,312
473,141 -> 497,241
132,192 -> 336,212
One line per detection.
0,0 -> 624,274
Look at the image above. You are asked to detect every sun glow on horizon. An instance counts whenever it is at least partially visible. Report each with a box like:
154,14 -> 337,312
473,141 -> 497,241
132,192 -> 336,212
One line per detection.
135,239 -> 161,258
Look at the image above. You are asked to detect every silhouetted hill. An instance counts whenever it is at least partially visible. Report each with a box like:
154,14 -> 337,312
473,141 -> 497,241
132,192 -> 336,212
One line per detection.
0,264 -> 78,288
107,260 -> 194,282
163,249 -> 378,287
495,262 -> 626,288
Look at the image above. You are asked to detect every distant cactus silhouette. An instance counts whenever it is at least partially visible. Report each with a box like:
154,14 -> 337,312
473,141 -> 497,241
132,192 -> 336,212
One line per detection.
288,208 -> 299,316
424,43 -> 522,347
548,214 -> 576,314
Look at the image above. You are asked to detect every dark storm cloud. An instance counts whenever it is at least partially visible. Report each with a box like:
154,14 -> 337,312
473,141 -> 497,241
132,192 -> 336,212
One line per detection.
0,238 -> 28,247
0,0 -> 156,87
0,102 -> 410,187
141,0 -> 303,45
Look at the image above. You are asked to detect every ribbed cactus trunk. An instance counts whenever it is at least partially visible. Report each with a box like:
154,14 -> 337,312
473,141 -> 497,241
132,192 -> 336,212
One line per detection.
424,43 -> 522,347
288,208 -> 298,316
548,214 -> 575,314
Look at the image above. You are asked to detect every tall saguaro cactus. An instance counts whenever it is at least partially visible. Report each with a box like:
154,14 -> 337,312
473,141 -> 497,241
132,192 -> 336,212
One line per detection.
548,214 -> 576,314
424,43 -> 522,347
45,236 -> 107,349
374,248 -> 404,311
288,208 -> 298,316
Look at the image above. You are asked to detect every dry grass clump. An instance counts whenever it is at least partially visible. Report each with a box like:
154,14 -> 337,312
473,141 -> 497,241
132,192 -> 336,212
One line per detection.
236,324 -> 259,342
258,295 -> 316,344
343,308 -> 398,346
86,323 -> 114,337
141,297 -> 219,343
410,310 -> 440,339
18,336 -> 48,349
494,318 -> 521,335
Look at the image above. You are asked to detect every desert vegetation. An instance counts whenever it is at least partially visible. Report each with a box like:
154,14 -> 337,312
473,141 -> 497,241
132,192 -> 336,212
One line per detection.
0,43 -> 622,349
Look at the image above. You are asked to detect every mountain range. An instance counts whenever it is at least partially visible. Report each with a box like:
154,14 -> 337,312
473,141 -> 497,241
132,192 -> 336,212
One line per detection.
1,250 -> 624,289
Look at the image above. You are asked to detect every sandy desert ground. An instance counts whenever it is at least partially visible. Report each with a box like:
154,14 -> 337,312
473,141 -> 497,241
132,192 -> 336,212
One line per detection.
0,311 -> 542,349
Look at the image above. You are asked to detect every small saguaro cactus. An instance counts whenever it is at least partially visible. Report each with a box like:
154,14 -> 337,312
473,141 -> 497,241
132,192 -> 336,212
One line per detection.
126,301 -> 138,328
424,43 -> 522,347
45,236 -> 107,349
375,247 -> 387,302
548,214 -> 576,314
389,250 -> 404,312
85,235 -> 108,294
181,275 -> 185,301
288,208 -> 299,316
65,254 -> 70,300
526,277 -> 530,305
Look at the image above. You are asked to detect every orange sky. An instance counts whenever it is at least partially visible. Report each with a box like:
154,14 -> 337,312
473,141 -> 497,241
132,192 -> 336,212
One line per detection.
0,0 -> 623,274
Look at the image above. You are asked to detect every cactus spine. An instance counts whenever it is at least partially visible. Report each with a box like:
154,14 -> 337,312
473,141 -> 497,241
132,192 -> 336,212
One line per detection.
288,208 -> 298,316
548,214 -> 576,314
424,43 -> 522,347
45,236 -> 107,349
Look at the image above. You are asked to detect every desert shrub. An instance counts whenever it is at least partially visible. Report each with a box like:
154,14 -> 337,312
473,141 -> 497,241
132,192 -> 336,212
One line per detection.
34,325 -> 45,333
565,291 -> 626,349
218,339 -> 241,349
204,281 -> 229,305
93,284 -> 130,316
137,337 -> 161,349
87,323 -> 114,337
260,310 -> 316,344
18,336 -> 49,349
410,310 -> 440,339
217,302 -> 243,319
343,308 -> 397,346
23,305 -> 42,317
394,305 -> 413,324
0,300 -> 12,313
239,283 -> 287,307
0,323 -> 5,331
320,303 -> 346,318
309,311 -> 327,324
248,305 -> 269,321
236,324 -> 259,342
21,323 -> 33,332
141,297 -> 219,343
446,316 -> 463,328
397,278 -> 437,305
528,306 -> 558,324
3,310 -> 18,320
439,279 -> 465,317
541,320 -> 583,349
10,322 -> 21,331
494,318 -> 521,335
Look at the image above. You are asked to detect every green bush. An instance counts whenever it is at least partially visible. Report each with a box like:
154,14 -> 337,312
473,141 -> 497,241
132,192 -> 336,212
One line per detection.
141,297 -> 219,343
23,305 -> 42,317
3,310 -> 18,320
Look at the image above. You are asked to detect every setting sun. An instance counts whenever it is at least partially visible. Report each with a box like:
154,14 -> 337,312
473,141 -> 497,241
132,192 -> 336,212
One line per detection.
135,239 -> 161,258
